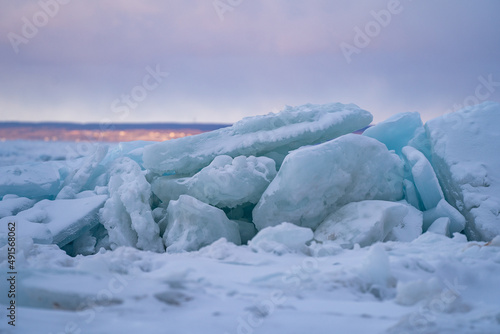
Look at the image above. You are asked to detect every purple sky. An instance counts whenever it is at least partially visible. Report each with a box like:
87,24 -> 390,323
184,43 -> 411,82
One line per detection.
1,0 -> 499,124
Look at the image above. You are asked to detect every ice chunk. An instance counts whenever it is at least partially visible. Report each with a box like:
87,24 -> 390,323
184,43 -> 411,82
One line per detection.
100,157 -> 164,252
423,199 -> 466,234
427,217 -> 451,237
0,195 -> 35,218
363,112 -> 430,158
151,155 -> 276,208
0,195 -> 107,247
249,222 -> 313,254
425,101 -> 500,240
385,202 -> 423,242
164,195 -> 241,253
403,179 -> 421,210
57,145 -> 108,199
402,146 -> 444,210
253,134 -> 404,230
143,103 -> 373,175
101,140 -> 152,167
0,161 -> 65,199
314,200 -> 422,248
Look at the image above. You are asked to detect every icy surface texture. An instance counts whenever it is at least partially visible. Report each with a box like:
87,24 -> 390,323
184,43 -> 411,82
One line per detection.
363,111 -> 430,158
402,145 -> 444,211
249,222 -> 313,254
425,101 -> 500,240
164,195 -> 241,253
143,103 -> 373,175
57,145 -> 108,199
314,200 -> 422,248
427,217 -> 451,237
100,157 -> 164,252
0,195 -> 35,218
253,134 -> 404,230
0,195 -> 106,247
152,155 -> 276,208
0,161 -> 65,199
422,199 -> 466,234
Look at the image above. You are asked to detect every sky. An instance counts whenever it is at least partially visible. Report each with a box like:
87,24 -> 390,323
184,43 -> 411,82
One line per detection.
0,0 -> 499,124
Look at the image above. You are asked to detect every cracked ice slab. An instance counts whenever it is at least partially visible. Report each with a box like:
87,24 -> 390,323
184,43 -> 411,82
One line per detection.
143,103 -> 373,176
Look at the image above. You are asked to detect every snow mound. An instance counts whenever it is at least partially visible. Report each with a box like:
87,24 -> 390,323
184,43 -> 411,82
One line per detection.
253,134 -> 404,230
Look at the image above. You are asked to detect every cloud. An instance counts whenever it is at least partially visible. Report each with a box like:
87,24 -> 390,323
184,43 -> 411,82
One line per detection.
0,0 -> 499,124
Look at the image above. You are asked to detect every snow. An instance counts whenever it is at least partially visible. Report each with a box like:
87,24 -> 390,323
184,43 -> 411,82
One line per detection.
151,155 -> 276,208
1,101 -> 500,333
163,195 -> 241,252
425,101 -> 500,241
0,195 -> 35,218
253,134 -> 404,231
143,102 -> 372,175
1,233 -> 499,334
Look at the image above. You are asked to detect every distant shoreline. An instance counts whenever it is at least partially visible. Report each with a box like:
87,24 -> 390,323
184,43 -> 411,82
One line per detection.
0,122 -> 232,142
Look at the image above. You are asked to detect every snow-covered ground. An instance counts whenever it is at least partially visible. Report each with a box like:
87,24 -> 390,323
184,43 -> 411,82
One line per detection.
1,102 -> 500,333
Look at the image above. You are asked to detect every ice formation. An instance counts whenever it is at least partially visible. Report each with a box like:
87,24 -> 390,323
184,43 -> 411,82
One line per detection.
100,157 -> 164,252
1,101 -> 500,333
363,111 -> 430,158
163,195 -> 241,252
143,103 -> 372,175
425,102 -> 500,241
0,195 -> 107,247
252,134 -> 404,231
314,200 -> 422,248
151,155 -> 276,208
0,101 -> 499,257
249,222 -> 313,254
0,161 -> 66,199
